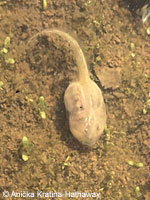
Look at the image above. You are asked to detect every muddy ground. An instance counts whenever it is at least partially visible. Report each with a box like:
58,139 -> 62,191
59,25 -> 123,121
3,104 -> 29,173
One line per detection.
0,0 -> 150,200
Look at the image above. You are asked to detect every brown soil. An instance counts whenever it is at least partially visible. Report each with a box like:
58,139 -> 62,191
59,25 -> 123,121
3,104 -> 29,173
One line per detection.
0,0 -> 150,200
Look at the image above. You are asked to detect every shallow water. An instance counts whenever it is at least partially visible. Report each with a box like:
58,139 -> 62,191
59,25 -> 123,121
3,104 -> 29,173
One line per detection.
0,0 -> 150,199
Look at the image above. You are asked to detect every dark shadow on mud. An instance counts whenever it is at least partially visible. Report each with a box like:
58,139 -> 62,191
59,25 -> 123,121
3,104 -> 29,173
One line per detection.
118,0 -> 150,35
119,0 -> 148,16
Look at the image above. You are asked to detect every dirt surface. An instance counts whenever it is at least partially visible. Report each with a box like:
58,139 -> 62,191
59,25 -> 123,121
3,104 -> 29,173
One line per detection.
0,0 -> 150,200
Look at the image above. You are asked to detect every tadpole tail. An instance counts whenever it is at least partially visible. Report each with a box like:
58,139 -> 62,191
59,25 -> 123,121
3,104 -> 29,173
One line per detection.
27,29 -> 90,84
